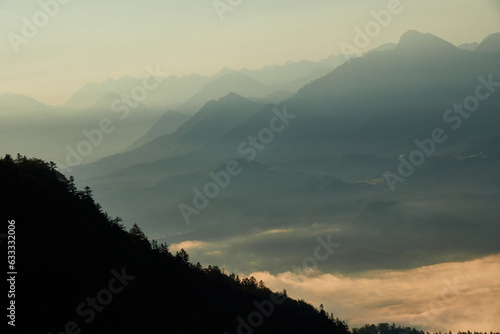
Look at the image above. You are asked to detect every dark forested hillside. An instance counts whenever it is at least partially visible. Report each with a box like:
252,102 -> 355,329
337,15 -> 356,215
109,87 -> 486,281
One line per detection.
1,155 -> 349,334
2,156 -> 499,334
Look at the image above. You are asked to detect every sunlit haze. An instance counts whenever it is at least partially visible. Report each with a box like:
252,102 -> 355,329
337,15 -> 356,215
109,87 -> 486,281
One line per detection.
1,0 -> 499,104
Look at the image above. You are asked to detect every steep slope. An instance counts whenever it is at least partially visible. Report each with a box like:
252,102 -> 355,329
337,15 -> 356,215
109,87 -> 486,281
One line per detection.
457,42 -> 479,51
1,155 -> 350,334
176,73 -> 269,115
63,74 -> 211,110
247,90 -> 296,104
211,55 -> 348,88
363,42 -> 397,55
240,56 -> 345,86
0,92 -> 47,112
60,55 -> 348,113
394,30 -> 458,53
64,93 -> 164,163
63,76 -> 142,109
474,32 -> 500,53
77,93 -> 265,178
144,73 -> 210,107
71,31 -> 500,276
126,110 -> 190,150
227,30 -> 500,162
78,30 -> 500,189
79,29 -> 500,185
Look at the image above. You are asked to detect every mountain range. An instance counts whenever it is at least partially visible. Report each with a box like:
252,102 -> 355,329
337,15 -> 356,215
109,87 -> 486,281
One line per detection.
2,31 -> 500,276
49,30 -> 500,276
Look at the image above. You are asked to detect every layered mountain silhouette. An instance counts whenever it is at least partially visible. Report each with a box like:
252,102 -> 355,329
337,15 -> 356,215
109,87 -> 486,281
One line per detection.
475,32 -> 500,53
2,155 -> 351,334
458,42 -> 479,51
127,110 -> 190,150
6,156 -> 487,333
64,76 -> 145,109
65,30 -> 500,275
0,92 -> 46,112
62,55 -> 348,112
2,30 -> 500,276
77,92 -> 265,180
176,73 -> 269,115
0,54 -> 350,166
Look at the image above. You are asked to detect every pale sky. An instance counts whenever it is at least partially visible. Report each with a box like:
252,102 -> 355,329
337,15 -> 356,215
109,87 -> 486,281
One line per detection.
1,0 -> 499,105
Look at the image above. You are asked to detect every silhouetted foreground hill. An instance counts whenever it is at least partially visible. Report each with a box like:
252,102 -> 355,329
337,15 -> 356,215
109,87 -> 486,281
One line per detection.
1,155 -> 349,334
3,156 -> 498,334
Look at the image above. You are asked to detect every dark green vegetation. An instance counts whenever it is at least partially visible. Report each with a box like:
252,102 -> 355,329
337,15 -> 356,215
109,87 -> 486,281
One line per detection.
3,155 -> 498,333
353,323 -> 499,334
2,155 -> 348,333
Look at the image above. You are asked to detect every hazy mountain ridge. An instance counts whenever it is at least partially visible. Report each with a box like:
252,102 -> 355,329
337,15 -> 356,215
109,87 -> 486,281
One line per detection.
62,55 -> 350,112
126,110 -> 190,150
474,32 -> 500,53
75,93 -> 265,179
71,31 -> 500,276
0,54 -> 350,166
6,155 -> 492,333
2,155 -> 351,334
3,30 -> 500,277
0,91 -> 47,112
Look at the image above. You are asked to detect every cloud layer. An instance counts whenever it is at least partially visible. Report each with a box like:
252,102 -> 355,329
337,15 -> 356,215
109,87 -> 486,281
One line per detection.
248,254 -> 500,332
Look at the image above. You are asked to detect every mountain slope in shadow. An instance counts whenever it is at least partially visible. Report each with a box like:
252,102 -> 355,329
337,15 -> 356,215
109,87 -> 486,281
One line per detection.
2,154 -> 350,334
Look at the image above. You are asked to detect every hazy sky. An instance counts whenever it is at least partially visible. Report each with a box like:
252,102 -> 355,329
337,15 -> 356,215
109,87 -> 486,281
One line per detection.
1,0 -> 499,105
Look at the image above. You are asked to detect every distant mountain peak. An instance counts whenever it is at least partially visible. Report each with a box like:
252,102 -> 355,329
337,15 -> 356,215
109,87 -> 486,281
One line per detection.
221,91 -> 245,101
396,30 -> 457,53
458,42 -> 479,51
214,66 -> 237,78
86,91 -> 122,110
2,91 -> 26,98
475,32 -> 500,53
363,42 -> 397,56
0,92 -> 45,109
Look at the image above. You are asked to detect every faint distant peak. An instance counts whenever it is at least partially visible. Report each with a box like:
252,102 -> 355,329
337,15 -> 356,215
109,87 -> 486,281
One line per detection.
457,42 -> 479,51
86,91 -> 122,110
475,32 -> 500,53
221,91 -> 244,100
396,30 -> 457,52
184,73 -> 206,79
213,66 -> 238,78
0,91 -> 45,108
215,92 -> 257,107
2,91 -> 28,98
363,42 -> 397,56
210,71 -> 264,86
